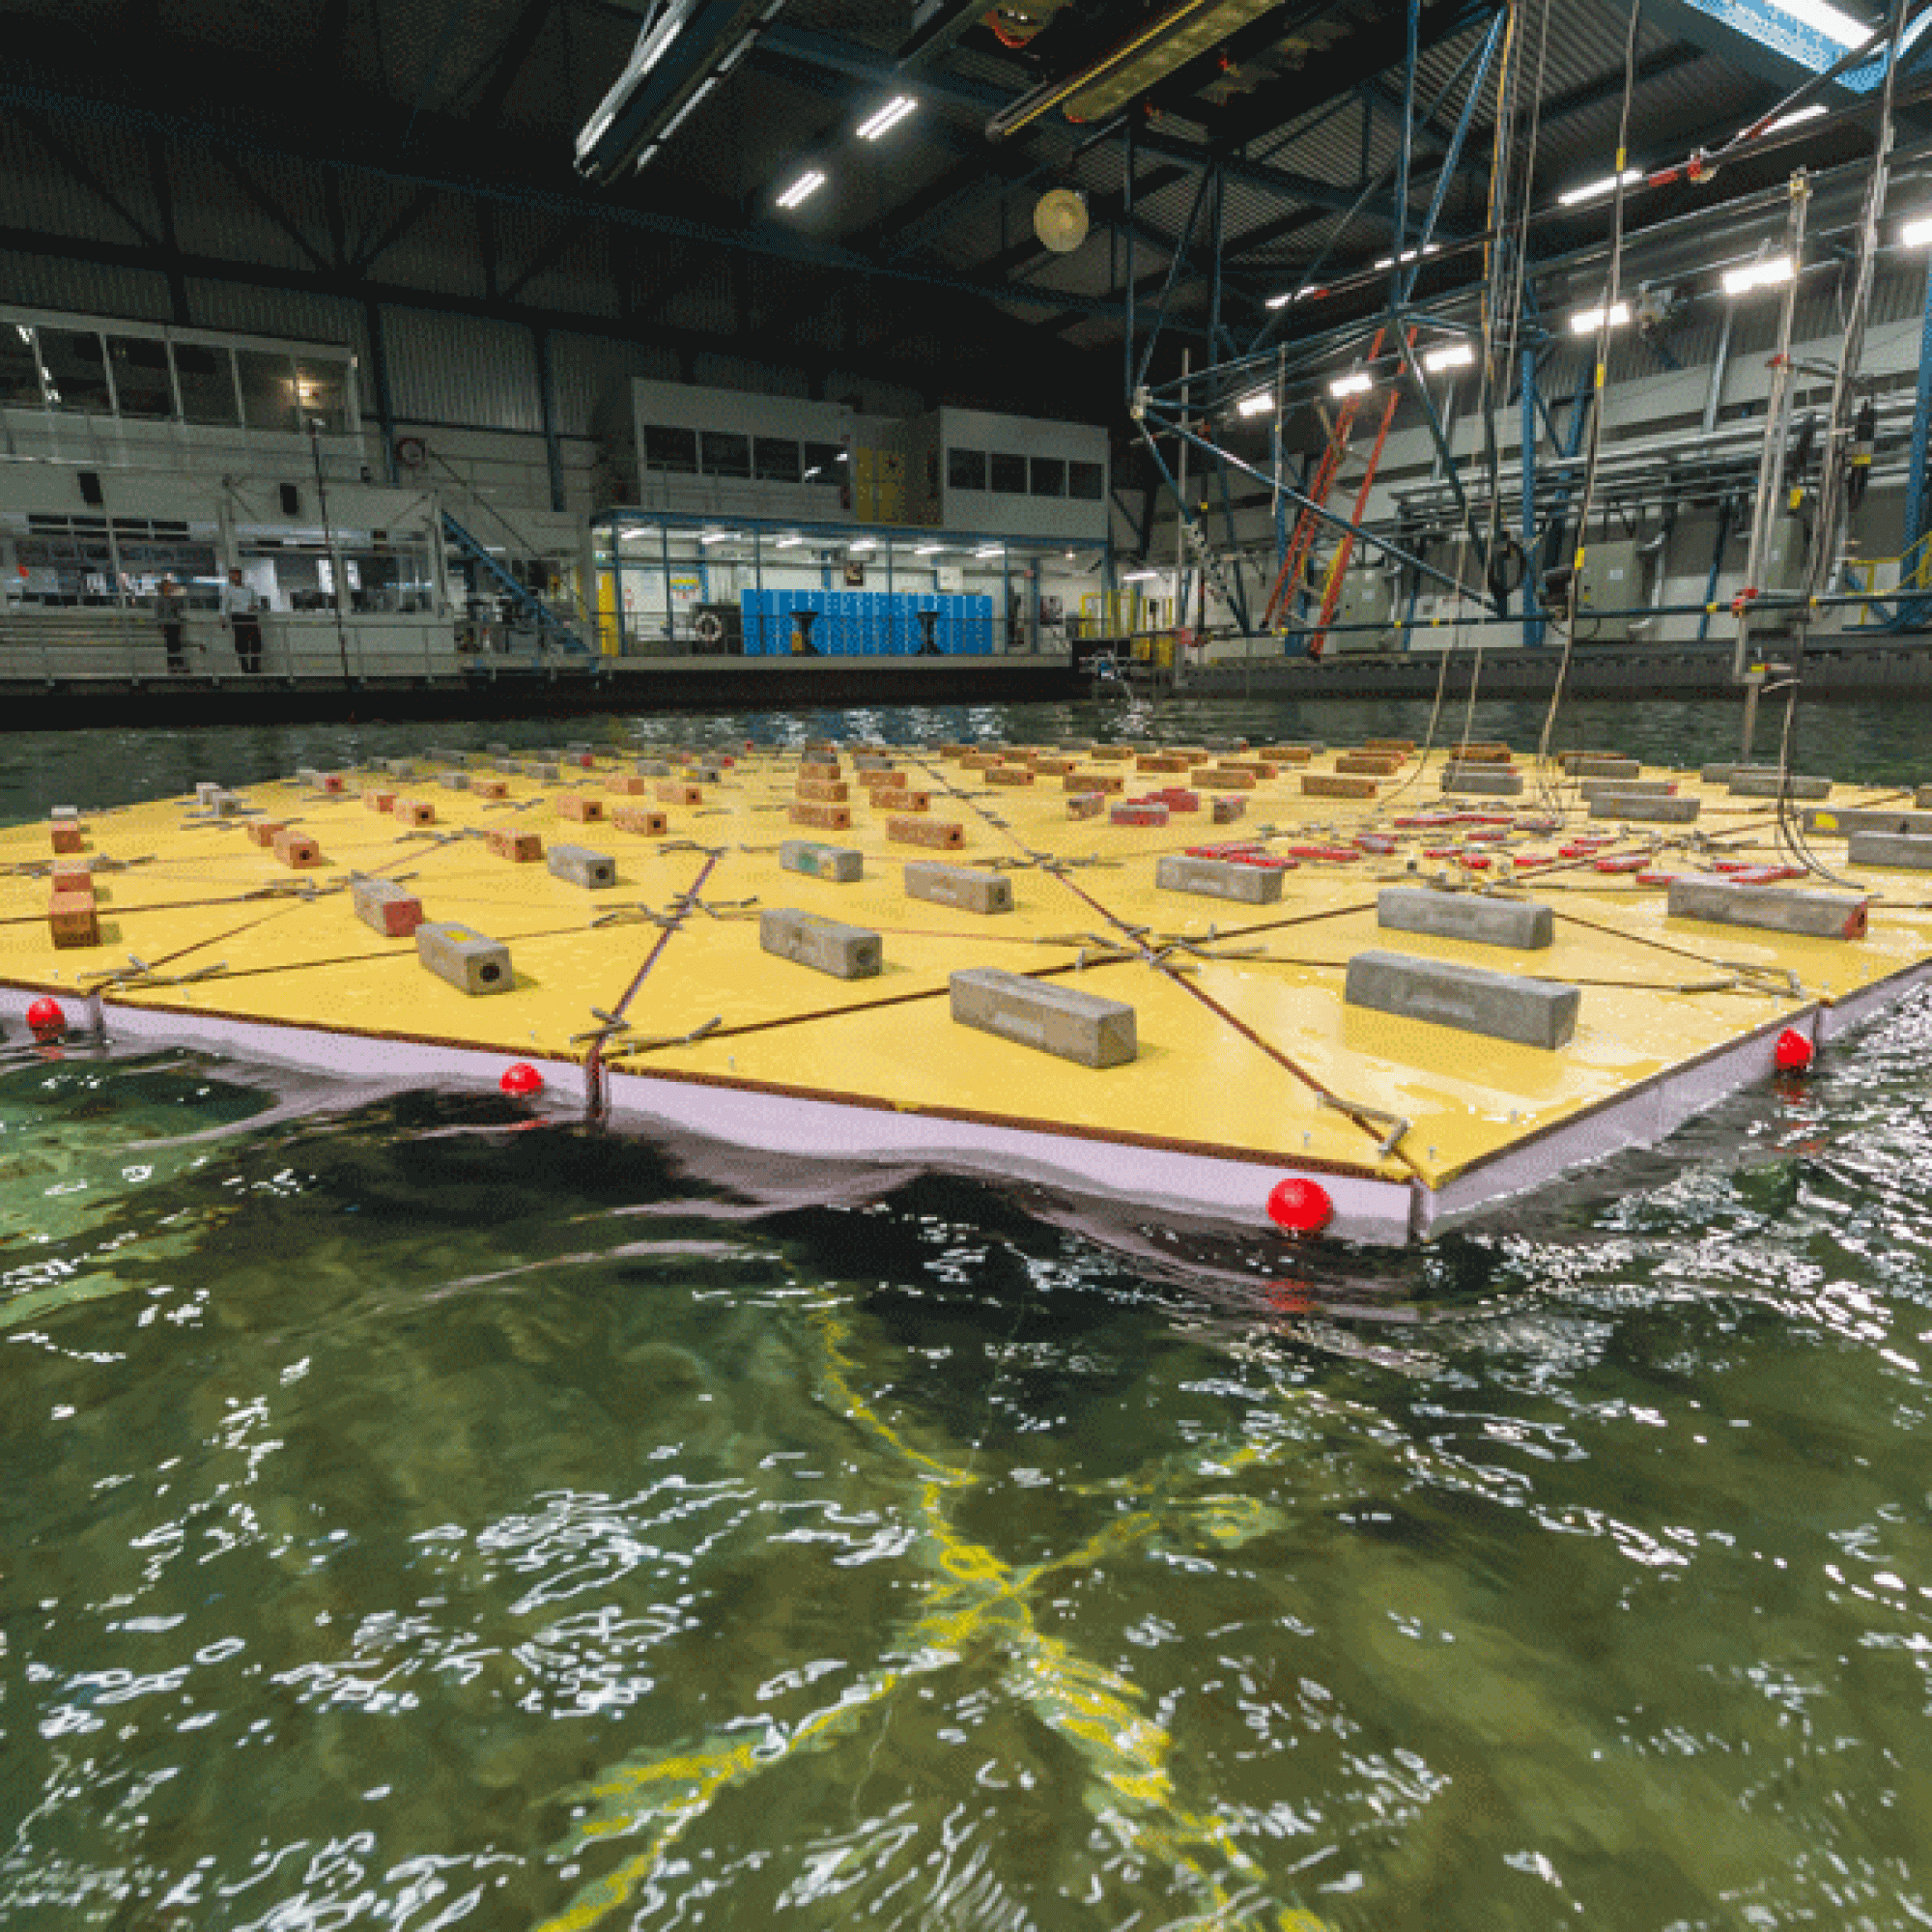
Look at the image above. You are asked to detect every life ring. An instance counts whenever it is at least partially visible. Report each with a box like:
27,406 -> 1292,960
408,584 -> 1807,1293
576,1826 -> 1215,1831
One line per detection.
693,610 -> 724,646
394,435 -> 429,470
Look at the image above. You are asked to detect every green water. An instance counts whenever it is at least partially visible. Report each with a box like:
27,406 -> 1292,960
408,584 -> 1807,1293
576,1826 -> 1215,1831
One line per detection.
4,697 -> 1932,1929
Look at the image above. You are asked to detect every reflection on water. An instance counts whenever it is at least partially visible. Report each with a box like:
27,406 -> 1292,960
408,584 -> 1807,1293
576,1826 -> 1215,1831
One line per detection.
3,696 -> 1932,1927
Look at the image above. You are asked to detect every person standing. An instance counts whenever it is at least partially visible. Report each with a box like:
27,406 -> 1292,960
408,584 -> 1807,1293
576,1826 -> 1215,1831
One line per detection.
222,567 -> 263,674
156,575 -> 187,674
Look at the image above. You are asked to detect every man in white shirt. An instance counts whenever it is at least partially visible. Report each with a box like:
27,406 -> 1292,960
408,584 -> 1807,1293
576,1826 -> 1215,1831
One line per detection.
222,567 -> 263,673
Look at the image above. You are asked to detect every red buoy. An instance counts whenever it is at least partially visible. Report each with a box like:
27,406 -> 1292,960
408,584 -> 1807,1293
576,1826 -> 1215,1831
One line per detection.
1774,1028 -> 1815,1073
499,1062 -> 544,1098
26,996 -> 66,1039
1266,1176 -> 1334,1236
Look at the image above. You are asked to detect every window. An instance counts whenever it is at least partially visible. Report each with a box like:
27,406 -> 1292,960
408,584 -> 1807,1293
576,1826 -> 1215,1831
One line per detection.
700,431 -> 751,477
948,447 -> 986,491
237,350 -> 298,432
1030,456 -> 1066,498
0,325 -> 43,408
754,437 -> 801,483
295,356 -> 352,434
988,452 -> 1026,494
802,441 -> 843,485
107,335 -> 175,418
39,330 -> 112,413
174,344 -> 239,424
1068,459 -> 1104,501
644,425 -> 698,472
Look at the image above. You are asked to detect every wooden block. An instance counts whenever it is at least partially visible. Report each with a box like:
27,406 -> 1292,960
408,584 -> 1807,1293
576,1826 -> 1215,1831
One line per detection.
1064,772 -> 1124,794
1336,753 -> 1402,776
872,789 -> 931,812
1214,760 -> 1279,781
1199,767 -> 1256,789
1033,756 -> 1079,776
958,752 -> 1002,770
486,828 -> 544,862
1112,803 -> 1170,826
796,778 -> 850,803
1303,774 -> 1378,799
612,807 -> 668,836
47,889 -> 99,948
1088,747 -> 1136,762
857,768 -> 904,789
365,790 -> 397,813
1067,792 -> 1108,820
556,794 -> 606,822
1270,746 -> 1315,765
984,766 -> 1034,786
470,778 -> 508,800
1211,796 -> 1249,825
610,775 -> 651,796
1363,738 -> 1416,753
50,824 -> 83,855
1449,744 -> 1512,763
1137,754 -> 1192,774
889,815 -> 964,849
274,829 -> 322,868
657,781 -> 702,806
247,820 -> 287,848
395,799 -> 437,827
791,800 -> 853,831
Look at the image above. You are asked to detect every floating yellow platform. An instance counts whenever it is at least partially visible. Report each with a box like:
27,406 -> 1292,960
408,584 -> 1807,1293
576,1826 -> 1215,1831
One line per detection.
3,739 -> 1927,1243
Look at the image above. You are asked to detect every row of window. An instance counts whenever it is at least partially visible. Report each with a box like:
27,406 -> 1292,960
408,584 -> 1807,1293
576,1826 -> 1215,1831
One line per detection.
0,322 -> 355,434
947,448 -> 1104,501
642,426 -> 847,485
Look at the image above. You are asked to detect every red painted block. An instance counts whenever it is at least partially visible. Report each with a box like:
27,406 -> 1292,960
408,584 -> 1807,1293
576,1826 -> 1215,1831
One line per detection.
790,801 -> 852,831
889,816 -> 964,848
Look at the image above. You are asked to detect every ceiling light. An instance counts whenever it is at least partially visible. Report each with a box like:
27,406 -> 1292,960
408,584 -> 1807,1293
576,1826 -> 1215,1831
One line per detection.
1721,254 -> 1795,295
915,544 -> 944,555
849,538 -> 877,552
1559,168 -> 1643,207
1764,103 -> 1828,132
1570,301 -> 1631,333
1328,372 -> 1374,398
777,170 -> 826,211
1903,214 -> 1932,247
1122,569 -> 1160,582
1767,0 -> 1873,47
1373,243 -> 1441,271
776,536 -> 806,550
698,530 -> 732,545
858,96 -> 917,141
1264,286 -> 1322,310
975,545 -> 1003,557
1236,389 -> 1275,417
1422,342 -> 1476,373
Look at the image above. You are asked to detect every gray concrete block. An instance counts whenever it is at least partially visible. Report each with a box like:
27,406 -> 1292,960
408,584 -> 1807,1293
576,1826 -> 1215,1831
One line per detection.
352,876 -> 425,938
1801,807 -> 1932,838
1440,767 -> 1525,796
494,757 -> 520,774
1847,832 -> 1932,870
1346,950 -> 1580,1049
1580,778 -> 1676,800
1667,874 -> 1868,938
439,771 -> 470,790
523,760 -> 562,781
1728,773 -> 1832,800
780,840 -> 864,883
1573,757 -> 1639,780
50,805 -> 78,822
1701,762 -> 1737,784
1916,784 -> 1932,811
636,759 -> 674,777
1377,887 -> 1553,950
1588,791 -> 1701,823
416,922 -> 513,994
1155,854 -> 1286,905
950,969 -> 1137,1068
904,861 -> 1014,915
547,843 -> 616,890
487,741 -> 510,755
759,908 -> 882,980
195,781 -> 223,807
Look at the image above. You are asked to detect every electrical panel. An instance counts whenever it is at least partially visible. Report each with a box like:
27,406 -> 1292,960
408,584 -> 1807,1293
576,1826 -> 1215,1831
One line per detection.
1576,539 -> 1642,641
1328,569 -> 1394,654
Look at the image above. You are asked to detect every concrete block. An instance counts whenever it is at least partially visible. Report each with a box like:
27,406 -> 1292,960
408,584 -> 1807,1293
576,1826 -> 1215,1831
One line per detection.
486,828 -> 543,862
1728,773 -> 1832,800
48,889 -> 99,948
1067,792 -> 1108,820
1112,802 -> 1170,826
417,922 -> 513,995
556,794 -> 605,823
1088,746 -> 1136,761
50,864 -> 93,897
791,801 -> 852,832
1447,744 -> 1510,763
856,767 -> 904,788
873,788 -> 931,811
494,757 -> 520,775
440,771 -> 470,791
1336,753 -> 1402,776
1303,775 -> 1378,799
950,969 -> 1136,1068
781,839 -> 864,883
547,843 -> 616,890
1918,784 -> 1932,810
1137,753 -> 1193,774
1588,791 -> 1700,823
1701,762 -> 1737,783
611,808 -> 668,837
1573,756 -> 1639,780
1378,886 -> 1553,950
852,753 -> 895,771
1804,807 -> 1932,838
394,799 -> 436,828
353,876 -> 425,938
889,816 -> 963,849
364,790 -> 396,814
194,781 -> 223,807
796,778 -> 849,803
246,820 -> 285,848
637,759 -> 674,777
1441,767 -> 1525,796
1667,874 -> 1868,938
1156,854 -> 1287,905
1364,738 -> 1417,754
1211,796 -> 1248,825
50,806 -> 79,822
211,792 -> 248,818
50,823 -> 84,854
759,908 -> 883,980
984,766 -> 1035,786
1847,832 -> 1932,870
469,779 -> 507,802
523,761 -> 562,781
689,764 -> 724,784
1580,778 -> 1675,799
1065,772 -> 1124,793
905,861 -> 1012,914
1196,766 -> 1256,789
657,781 -> 702,806
1347,949 -> 1580,1049
273,829 -> 322,868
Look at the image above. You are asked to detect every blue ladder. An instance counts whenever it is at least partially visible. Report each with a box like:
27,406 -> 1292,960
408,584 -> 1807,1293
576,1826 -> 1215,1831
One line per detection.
440,511 -> 591,656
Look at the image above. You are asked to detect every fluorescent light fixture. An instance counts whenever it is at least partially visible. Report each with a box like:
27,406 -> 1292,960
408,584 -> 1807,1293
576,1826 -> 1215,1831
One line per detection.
1236,388 -> 1275,417
857,96 -> 917,141
776,536 -> 806,550
1570,301 -> 1631,333
915,544 -> 944,555
1764,103 -> 1827,132
698,530 -> 733,545
1559,168 -> 1643,207
1122,569 -> 1160,582
1264,285 -> 1321,310
1769,0 -> 1873,46
1422,342 -> 1476,373
975,545 -> 1003,557
1373,243 -> 1440,270
1721,254 -> 1795,295
849,538 -> 877,552
837,451 -> 849,462
1328,372 -> 1374,398
777,170 -> 826,211
1903,214 -> 1932,247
